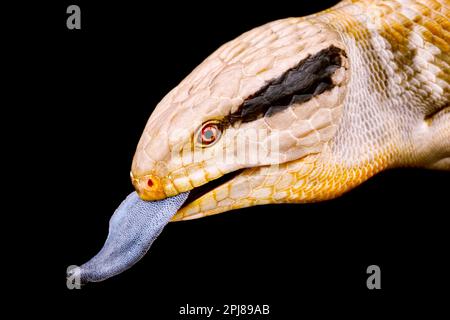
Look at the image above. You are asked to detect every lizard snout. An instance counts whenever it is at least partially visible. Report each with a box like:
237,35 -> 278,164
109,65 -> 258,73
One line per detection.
131,172 -> 166,201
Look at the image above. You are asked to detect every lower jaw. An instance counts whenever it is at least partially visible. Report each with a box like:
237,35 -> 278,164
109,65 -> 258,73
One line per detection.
171,192 -> 229,221
172,201 -> 230,221
172,169 -> 246,221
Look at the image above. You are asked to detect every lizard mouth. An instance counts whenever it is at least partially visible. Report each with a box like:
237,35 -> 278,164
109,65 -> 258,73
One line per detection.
179,169 -> 245,211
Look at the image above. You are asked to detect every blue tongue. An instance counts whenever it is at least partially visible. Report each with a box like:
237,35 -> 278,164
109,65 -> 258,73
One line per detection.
72,191 -> 189,283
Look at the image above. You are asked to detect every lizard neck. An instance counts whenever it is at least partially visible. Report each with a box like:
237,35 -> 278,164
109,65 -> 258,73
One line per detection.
318,0 -> 449,168
284,0 -> 450,203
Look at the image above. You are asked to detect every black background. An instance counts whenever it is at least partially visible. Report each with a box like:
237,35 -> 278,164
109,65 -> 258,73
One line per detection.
23,0 -> 449,317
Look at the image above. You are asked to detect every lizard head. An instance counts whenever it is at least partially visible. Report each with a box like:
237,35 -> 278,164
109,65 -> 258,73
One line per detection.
75,17 -> 355,284
131,18 -> 351,220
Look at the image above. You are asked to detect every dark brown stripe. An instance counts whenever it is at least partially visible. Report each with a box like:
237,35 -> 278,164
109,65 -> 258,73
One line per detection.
225,45 -> 346,125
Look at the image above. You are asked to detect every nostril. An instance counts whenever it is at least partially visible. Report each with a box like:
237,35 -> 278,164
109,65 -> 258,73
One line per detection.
135,175 -> 165,200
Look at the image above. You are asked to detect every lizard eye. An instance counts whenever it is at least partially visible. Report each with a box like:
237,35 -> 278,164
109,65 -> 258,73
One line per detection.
197,121 -> 222,146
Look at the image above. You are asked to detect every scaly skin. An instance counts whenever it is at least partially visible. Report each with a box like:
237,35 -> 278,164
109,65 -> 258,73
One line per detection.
130,0 -> 449,221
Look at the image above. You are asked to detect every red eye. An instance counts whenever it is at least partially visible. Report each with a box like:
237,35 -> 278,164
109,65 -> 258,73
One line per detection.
198,122 -> 221,146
